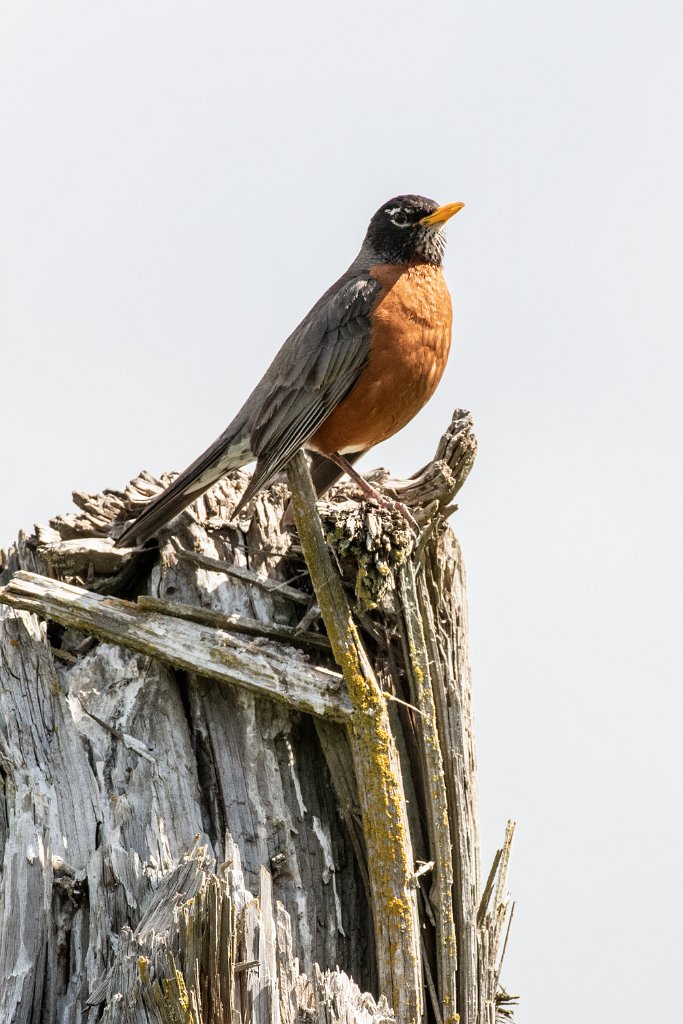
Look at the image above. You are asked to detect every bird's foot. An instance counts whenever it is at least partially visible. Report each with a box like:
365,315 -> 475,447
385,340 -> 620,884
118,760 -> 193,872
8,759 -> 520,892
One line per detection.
327,452 -> 420,533
371,492 -> 420,534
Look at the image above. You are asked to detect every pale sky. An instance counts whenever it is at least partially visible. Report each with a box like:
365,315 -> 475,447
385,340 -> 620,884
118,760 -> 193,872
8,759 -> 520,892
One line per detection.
1,3 -> 681,1019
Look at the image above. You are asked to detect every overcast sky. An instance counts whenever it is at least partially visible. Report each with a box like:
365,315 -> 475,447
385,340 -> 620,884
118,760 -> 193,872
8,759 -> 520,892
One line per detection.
1,3 -> 681,1020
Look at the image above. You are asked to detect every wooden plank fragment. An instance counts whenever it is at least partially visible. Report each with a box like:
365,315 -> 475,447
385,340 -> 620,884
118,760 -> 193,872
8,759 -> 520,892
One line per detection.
0,570 -> 350,721
136,594 -> 331,651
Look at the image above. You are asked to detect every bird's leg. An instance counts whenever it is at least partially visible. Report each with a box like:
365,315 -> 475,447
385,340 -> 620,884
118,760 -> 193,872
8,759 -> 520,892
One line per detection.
327,452 -> 420,532
327,453 -> 381,501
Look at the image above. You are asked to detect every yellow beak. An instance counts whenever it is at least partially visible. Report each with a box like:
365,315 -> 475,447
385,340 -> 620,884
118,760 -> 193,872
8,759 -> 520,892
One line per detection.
419,201 -> 465,227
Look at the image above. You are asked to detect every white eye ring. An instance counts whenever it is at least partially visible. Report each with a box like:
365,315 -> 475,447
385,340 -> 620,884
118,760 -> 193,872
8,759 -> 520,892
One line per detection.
386,208 -> 409,228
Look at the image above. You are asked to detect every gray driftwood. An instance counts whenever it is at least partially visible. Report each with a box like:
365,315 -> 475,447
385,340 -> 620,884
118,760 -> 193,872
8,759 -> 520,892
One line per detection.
0,409 -> 517,1023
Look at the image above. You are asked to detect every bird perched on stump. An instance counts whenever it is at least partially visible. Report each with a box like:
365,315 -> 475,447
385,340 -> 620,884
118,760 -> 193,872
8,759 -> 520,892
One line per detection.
115,194 -> 464,547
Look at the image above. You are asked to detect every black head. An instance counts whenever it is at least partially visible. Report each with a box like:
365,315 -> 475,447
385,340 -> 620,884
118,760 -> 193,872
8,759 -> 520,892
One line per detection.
364,194 -> 464,266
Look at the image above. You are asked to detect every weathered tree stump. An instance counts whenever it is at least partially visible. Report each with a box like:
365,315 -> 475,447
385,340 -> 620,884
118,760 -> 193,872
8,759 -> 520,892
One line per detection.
0,410 -> 516,1023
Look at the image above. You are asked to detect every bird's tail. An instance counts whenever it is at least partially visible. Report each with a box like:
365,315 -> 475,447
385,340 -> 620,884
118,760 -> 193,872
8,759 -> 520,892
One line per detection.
308,450 -> 365,500
115,417 -> 253,548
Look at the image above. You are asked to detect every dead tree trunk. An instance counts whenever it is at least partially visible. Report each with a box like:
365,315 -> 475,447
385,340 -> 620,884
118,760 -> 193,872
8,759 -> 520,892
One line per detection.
0,410 -> 516,1024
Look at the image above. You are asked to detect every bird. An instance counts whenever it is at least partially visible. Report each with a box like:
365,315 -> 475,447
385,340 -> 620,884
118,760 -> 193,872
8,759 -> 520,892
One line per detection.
115,194 -> 463,547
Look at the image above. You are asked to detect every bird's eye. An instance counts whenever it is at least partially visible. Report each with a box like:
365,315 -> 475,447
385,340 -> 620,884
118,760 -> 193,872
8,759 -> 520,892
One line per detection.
390,210 -> 409,227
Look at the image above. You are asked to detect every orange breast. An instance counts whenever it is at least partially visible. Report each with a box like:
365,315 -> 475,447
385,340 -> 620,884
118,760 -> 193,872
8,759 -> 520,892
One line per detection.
309,262 -> 452,456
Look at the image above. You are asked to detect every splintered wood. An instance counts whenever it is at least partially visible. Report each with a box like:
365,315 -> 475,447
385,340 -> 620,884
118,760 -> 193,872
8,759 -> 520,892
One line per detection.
85,839 -> 392,1023
0,409 -> 516,1023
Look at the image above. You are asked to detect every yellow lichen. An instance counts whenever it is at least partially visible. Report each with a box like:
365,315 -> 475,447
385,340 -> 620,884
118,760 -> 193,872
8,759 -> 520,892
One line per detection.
137,956 -> 150,983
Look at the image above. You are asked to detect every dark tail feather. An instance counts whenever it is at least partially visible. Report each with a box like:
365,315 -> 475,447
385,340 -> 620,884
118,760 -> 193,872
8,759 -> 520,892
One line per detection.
115,420 -> 253,547
309,450 -> 366,497
115,477 -> 212,548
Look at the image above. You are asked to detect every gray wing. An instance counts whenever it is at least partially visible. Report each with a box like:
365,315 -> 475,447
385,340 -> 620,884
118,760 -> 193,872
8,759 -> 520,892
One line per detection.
233,272 -> 381,511
116,269 -> 380,545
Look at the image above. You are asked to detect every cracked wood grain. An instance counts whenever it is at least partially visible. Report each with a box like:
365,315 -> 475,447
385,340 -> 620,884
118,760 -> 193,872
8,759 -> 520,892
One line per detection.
397,559 -> 458,1024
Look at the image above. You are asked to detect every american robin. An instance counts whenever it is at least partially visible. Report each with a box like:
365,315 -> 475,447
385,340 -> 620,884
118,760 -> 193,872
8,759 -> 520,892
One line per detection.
116,194 -> 463,547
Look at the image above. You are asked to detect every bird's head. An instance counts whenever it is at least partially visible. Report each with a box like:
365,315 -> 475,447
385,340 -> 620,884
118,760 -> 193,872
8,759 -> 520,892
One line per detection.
364,194 -> 464,266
